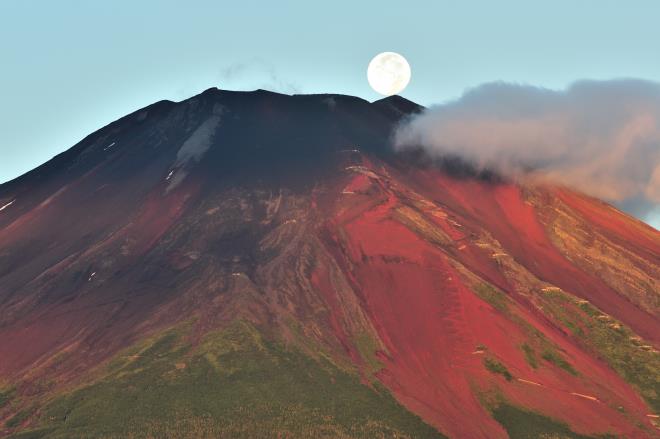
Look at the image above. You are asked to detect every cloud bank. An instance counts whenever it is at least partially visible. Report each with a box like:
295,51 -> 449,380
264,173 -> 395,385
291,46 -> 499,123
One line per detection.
395,79 -> 660,224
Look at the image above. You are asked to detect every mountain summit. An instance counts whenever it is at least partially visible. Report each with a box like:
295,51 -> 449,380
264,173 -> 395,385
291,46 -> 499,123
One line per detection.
0,89 -> 659,438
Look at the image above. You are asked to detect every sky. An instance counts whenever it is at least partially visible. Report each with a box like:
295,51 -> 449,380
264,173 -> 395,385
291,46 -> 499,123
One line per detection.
1,0 -> 659,225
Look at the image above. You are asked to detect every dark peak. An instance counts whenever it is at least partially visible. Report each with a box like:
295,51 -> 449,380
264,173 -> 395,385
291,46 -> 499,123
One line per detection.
176,88 -> 382,124
200,86 -> 220,95
373,94 -> 418,105
196,87 -> 288,98
184,87 -> 273,101
292,93 -> 371,106
372,95 -> 424,120
253,88 -> 290,97
183,88 -> 294,109
374,94 -> 424,111
189,87 -> 377,107
185,88 -> 412,120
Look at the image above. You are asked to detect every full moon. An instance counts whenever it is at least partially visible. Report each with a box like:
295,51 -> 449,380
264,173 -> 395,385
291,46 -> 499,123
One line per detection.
367,52 -> 411,96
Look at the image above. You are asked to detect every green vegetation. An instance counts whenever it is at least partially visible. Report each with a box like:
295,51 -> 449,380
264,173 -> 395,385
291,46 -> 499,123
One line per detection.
6,430 -> 52,439
353,331 -> 384,376
541,290 -> 660,411
474,284 -> 510,313
492,402 -> 610,439
516,323 -> 578,377
484,357 -> 513,381
392,206 -> 453,248
0,386 -> 15,409
475,283 -> 579,378
5,408 -> 34,429
540,349 -> 578,376
520,343 -> 538,369
10,321 -> 444,439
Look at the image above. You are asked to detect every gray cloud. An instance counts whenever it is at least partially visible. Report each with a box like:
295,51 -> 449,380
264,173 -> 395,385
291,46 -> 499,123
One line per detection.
219,58 -> 300,94
395,79 -> 660,225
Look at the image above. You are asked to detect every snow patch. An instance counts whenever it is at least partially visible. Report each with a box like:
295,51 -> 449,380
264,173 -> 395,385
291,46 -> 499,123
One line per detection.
165,170 -> 174,181
166,112 -> 223,192
0,200 -> 15,212
174,113 -> 222,166
166,170 -> 188,192
88,272 -> 96,281
103,142 -> 116,151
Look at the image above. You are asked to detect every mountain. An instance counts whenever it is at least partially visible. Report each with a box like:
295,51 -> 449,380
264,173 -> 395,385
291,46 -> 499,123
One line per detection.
0,88 -> 658,438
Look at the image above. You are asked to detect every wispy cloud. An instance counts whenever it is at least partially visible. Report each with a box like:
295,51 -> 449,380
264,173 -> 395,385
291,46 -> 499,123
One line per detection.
218,58 -> 300,94
395,79 -> 660,224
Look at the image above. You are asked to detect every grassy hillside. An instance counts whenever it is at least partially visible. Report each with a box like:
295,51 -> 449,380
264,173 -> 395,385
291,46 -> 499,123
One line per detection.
491,403 -> 613,439
540,289 -> 660,412
8,321 -> 444,439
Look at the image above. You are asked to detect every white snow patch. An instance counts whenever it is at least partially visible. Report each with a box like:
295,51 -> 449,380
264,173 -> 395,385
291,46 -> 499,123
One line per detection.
174,114 -> 222,166
166,170 -> 174,181
0,200 -> 15,212
165,170 -> 188,192
88,272 -> 96,281
166,113 -> 223,193
103,142 -> 116,151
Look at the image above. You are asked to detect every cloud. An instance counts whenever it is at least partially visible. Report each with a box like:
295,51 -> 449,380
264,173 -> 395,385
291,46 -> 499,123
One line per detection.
219,58 -> 300,94
394,79 -> 660,222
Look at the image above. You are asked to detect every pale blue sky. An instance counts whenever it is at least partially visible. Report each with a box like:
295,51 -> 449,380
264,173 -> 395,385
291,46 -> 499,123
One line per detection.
1,0 -> 660,216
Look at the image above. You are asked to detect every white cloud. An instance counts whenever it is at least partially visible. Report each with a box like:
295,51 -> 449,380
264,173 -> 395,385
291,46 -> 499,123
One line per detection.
395,79 -> 660,220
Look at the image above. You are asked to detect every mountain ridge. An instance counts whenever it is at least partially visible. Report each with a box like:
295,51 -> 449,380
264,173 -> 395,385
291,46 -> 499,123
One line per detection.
0,88 -> 658,438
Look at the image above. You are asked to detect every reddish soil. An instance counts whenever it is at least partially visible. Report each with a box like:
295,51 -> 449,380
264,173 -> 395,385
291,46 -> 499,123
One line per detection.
403,170 -> 659,344
316,166 -> 657,438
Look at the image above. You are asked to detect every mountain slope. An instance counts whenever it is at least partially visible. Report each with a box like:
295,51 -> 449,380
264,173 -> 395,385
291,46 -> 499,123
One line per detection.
0,88 -> 658,438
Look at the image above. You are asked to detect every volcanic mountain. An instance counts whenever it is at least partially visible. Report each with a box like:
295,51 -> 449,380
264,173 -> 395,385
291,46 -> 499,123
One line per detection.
0,88 -> 658,438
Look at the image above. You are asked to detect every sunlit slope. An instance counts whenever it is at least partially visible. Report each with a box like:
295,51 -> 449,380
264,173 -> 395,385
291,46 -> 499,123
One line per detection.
0,89 -> 658,438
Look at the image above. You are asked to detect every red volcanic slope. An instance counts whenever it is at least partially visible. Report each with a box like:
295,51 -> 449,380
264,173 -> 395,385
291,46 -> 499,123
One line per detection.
316,161 -> 657,438
403,171 -> 659,343
0,89 -> 658,438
